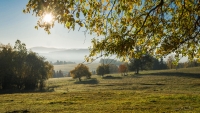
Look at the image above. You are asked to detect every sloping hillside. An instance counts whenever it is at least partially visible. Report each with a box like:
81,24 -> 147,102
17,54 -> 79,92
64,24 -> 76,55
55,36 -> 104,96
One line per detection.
29,47 -> 92,63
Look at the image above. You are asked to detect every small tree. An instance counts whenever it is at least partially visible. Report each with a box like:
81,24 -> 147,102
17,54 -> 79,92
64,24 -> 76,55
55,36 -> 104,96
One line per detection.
166,55 -> 176,69
119,64 -> 128,76
70,64 -> 91,81
96,65 -> 109,77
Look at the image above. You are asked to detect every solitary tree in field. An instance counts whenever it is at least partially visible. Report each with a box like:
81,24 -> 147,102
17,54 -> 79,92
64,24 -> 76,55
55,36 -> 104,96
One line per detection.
24,0 -> 200,62
70,64 -> 91,81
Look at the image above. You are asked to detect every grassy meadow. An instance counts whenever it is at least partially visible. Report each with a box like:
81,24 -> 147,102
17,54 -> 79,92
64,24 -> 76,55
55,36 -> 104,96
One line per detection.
1,67 -> 200,113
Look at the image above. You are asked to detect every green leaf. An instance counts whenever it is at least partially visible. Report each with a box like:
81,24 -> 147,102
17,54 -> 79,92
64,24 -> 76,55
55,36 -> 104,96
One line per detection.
76,12 -> 80,18
65,22 -> 71,27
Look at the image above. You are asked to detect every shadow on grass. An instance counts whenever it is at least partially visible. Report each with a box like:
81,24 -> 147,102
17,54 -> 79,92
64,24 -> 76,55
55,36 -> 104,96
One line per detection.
129,74 -> 142,78
142,72 -> 200,78
102,75 -> 122,79
0,85 -> 60,94
140,83 -> 165,85
0,88 -> 53,95
6,109 -> 30,113
74,78 -> 99,84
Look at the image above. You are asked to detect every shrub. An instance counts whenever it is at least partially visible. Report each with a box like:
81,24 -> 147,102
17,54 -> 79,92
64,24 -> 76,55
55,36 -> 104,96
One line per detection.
96,65 -> 109,77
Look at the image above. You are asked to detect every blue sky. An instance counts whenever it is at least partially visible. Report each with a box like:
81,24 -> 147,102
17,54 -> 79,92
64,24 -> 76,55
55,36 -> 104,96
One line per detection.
0,1 -> 95,49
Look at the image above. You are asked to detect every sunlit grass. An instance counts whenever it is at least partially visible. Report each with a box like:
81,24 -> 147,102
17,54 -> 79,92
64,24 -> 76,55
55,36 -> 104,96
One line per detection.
1,91 -> 200,112
1,67 -> 200,112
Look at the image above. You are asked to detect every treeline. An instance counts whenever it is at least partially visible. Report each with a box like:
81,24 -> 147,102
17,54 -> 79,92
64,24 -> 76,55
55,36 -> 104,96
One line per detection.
128,55 -> 168,74
66,56 -> 200,82
53,70 -> 64,78
67,56 -> 168,81
97,55 -> 200,76
166,55 -> 200,69
98,56 -> 168,75
179,60 -> 200,68
50,60 -> 75,65
0,40 -> 53,90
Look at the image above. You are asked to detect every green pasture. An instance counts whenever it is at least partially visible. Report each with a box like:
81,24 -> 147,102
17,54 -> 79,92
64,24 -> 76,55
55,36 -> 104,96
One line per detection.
1,67 -> 200,113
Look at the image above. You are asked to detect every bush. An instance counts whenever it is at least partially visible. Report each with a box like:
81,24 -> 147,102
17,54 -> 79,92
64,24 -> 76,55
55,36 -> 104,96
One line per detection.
96,65 -> 109,77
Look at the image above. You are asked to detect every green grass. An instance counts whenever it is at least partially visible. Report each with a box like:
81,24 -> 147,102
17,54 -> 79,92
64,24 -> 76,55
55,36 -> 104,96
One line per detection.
1,67 -> 200,113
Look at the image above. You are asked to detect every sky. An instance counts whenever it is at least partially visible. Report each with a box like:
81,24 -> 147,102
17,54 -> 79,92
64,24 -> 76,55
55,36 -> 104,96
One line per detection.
0,1 -> 96,49
0,1 -> 188,62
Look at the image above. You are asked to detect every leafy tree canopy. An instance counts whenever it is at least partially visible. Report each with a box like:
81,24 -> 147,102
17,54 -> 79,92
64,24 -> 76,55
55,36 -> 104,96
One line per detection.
0,40 -> 53,90
118,64 -> 128,76
70,64 -> 91,81
24,0 -> 200,62
96,65 -> 109,76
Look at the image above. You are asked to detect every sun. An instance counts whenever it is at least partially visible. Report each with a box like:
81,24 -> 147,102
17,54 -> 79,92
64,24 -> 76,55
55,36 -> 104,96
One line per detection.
43,13 -> 53,23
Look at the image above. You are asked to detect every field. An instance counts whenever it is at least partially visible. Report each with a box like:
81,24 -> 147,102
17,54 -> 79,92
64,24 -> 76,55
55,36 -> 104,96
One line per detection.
53,63 -> 101,74
1,67 -> 200,113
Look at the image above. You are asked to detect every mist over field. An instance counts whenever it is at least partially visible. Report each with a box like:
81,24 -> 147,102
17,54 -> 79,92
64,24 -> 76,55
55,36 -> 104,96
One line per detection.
29,47 -> 189,64
29,47 -> 97,63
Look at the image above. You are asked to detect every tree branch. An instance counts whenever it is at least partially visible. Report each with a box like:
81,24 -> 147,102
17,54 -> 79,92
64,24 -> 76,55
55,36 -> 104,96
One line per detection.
136,0 -> 164,35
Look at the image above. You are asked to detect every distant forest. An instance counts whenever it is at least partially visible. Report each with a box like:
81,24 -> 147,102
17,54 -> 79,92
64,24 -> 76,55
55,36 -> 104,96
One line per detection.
99,59 -> 123,65
53,70 -> 65,78
100,56 -> 200,72
50,60 -> 75,65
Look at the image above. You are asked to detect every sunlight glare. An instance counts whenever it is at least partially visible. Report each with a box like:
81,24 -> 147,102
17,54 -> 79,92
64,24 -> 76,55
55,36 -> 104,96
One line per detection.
43,13 -> 53,23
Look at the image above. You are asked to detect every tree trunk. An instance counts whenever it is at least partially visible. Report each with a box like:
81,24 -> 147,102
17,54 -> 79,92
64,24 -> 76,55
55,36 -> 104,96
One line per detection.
135,68 -> 139,74
78,77 -> 81,81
